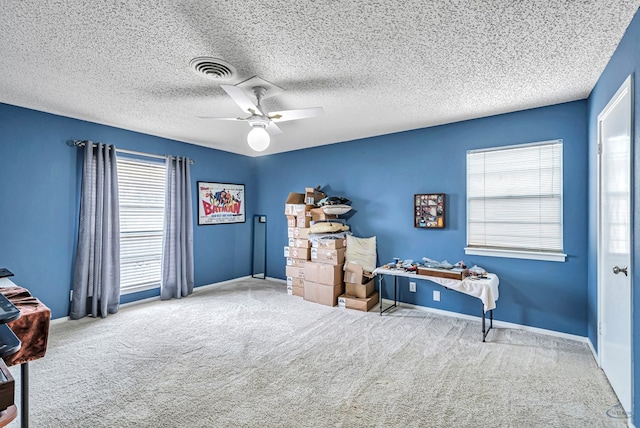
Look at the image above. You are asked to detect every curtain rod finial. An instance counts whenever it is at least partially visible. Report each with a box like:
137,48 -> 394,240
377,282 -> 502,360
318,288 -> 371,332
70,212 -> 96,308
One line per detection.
67,139 -> 88,147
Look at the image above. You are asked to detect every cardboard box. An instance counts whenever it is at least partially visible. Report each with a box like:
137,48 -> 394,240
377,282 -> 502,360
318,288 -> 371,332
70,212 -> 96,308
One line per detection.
343,262 -> 375,284
284,193 -> 314,215
338,292 -> 379,312
287,276 -> 304,287
304,281 -> 344,306
286,257 -> 306,268
304,262 -> 344,285
284,192 -> 305,215
292,284 -> 304,297
296,215 -> 311,228
345,278 -> 375,298
285,265 -> 305,279
305,187 -> 326,205
286,215 -> 296,227
311,247 -> 346,265
310,207 -> 338,221
288,237 -> 311,248
417,267 -> 469,280
312,238 -> 346,249
284,246 -> 310,260
288,227 -> 310,239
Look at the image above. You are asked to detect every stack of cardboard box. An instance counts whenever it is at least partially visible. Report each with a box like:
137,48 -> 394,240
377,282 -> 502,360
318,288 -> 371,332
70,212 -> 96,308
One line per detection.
303,234 -> 346,306
284,188 -> 326,297
284,187 -> 378,310
338,263 -> 379,311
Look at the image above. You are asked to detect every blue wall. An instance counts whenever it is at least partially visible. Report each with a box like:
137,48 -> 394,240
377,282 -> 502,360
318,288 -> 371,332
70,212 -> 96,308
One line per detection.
587,7 -> 640,425
2,15 -> 635,414
0,103 -> 257,318
256,100 -> 589,336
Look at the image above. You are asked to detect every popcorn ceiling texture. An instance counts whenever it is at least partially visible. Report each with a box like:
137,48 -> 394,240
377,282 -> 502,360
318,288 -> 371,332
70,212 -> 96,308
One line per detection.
0,1 -> 638,156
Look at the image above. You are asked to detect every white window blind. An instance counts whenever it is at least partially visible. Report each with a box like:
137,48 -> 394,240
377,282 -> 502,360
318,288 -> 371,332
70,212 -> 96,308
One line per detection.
466,140 -> 565,261
117,157 -> 166,291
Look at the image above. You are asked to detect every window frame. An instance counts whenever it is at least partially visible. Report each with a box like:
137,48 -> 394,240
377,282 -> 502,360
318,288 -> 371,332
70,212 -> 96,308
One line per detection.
464,140 -> 567,262
117,155 -> 166,294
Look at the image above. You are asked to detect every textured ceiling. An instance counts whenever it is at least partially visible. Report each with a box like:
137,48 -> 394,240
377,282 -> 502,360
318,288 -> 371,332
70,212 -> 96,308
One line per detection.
1,1 -> 639,157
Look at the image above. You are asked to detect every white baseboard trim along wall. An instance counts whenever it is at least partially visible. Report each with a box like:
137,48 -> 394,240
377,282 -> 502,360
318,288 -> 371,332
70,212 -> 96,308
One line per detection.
54,277 -> 593,349
268,278 -> 591,346
51,275 -> 255,325
380,298 -> 590,345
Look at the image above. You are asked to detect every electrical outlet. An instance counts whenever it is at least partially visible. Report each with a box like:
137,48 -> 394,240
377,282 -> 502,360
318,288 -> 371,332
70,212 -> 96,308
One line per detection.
433,290 -> 441,301
409,282 -> 416,292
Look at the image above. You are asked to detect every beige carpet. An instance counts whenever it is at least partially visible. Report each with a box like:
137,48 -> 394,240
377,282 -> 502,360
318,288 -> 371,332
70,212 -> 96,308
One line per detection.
6,278 -> 627,427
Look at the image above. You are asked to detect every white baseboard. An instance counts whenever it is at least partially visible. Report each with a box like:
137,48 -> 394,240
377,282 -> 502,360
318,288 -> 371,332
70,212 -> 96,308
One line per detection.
382,298 -> 590,344
587,338 -> 598,363
50,316 -> 70,325
52,276 -> 257,324
192,275 -> 253,293
122,275 -> 255,305
53,279 -> 594,347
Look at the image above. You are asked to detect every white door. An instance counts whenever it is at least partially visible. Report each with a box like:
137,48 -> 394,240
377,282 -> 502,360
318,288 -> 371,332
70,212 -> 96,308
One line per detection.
597,74 -> 633,414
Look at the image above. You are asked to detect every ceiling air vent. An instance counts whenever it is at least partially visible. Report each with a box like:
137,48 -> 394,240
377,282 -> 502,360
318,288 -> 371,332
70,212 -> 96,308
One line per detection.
189,57 -> 237,80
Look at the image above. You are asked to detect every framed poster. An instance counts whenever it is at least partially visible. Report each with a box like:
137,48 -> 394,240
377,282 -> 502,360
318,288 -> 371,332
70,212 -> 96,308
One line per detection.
197,182 -> 245,225
414,193 -> 445,229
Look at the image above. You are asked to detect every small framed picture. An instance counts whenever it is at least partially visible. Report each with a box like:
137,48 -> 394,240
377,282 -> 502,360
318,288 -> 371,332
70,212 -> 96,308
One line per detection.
414,193 -> 445,229
197,182 -> 245,225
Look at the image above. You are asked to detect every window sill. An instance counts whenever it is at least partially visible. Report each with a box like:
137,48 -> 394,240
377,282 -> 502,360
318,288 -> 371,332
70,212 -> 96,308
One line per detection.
464,247 -> 566,262
121,283 -> 160,295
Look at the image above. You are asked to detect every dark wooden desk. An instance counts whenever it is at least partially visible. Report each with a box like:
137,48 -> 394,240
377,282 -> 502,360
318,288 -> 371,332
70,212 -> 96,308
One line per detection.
0,286 -> 51,428
0,405 -> 17,427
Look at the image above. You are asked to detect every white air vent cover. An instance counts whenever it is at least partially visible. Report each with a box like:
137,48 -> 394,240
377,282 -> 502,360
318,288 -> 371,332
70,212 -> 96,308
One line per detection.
189,57 -> 237,80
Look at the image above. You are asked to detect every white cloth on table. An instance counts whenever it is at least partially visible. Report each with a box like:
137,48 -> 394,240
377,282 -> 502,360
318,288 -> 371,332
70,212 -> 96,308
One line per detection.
372,267 -> 499,312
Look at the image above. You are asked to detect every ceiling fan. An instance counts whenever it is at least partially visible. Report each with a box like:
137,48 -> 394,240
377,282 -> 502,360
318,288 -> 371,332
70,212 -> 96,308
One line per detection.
199,76 -> 324,152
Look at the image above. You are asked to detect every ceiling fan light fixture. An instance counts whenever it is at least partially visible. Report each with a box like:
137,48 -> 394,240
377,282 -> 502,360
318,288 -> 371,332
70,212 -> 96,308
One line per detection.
247,125 -> 270,152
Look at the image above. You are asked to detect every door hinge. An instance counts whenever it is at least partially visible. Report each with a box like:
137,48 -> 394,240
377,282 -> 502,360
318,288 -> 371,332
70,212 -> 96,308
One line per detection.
598,143 -> 602,155
599,322 -> 605,336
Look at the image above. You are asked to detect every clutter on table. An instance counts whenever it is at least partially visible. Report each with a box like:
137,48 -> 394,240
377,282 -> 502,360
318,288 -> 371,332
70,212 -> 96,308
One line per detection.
379,257 -> 487,281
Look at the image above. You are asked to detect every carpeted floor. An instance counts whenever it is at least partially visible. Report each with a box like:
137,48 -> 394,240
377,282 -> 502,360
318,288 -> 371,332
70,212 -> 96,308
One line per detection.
6,278 -> 628,427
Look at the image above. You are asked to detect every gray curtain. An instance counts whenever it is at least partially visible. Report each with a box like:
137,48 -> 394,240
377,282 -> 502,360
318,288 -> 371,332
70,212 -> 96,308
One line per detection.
71,143 -> 121,319
160,156 -> 194,300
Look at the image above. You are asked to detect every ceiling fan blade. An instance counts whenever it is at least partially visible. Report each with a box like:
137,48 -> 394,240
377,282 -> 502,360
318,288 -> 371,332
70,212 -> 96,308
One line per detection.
266,121 -> 283,135
269,107 -> 324,122
220,84 -> 259,115
196,116 -> 245,121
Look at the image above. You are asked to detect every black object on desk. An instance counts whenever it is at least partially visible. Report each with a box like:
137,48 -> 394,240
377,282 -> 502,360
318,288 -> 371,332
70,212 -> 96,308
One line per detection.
0,294 -> 21,325
0,270 -> 13,279
0,294 -> 21,356
0,327 -> 20,358
0,293 -> 19,423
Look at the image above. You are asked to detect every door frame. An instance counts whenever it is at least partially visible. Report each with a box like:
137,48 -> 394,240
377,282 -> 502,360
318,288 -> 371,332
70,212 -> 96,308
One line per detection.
596,74 -> 634,411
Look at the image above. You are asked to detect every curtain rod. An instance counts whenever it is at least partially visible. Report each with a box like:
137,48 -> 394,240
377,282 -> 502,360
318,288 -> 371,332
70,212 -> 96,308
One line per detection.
67,140 -> 195,164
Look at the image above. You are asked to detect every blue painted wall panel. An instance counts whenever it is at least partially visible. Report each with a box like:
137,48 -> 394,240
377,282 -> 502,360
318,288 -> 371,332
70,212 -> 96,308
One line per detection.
0,103 -> 256,318
587,6 -> 640,424
256,100 -> 588,336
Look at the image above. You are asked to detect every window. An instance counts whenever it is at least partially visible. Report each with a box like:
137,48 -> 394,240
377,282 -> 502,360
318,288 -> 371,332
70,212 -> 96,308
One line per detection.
465,140 -> 566,262
117,157 -> 166,292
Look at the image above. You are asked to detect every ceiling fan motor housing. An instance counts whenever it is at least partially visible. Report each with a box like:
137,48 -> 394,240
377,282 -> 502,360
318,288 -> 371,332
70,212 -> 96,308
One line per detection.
247,115 -> 269,129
